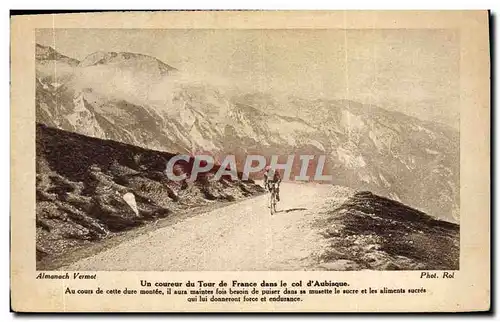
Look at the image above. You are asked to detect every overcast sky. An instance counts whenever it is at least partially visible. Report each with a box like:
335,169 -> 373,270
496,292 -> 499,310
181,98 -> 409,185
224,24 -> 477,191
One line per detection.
37,28 -> 460,129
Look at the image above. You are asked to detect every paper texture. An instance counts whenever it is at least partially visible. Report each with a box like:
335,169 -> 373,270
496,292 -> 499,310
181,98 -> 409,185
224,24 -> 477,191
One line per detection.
10,10 -> 490,312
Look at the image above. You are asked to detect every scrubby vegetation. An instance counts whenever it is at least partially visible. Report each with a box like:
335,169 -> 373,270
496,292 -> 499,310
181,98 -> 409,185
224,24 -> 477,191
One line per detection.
36,124 -> 264,264
315,191 -> 459,270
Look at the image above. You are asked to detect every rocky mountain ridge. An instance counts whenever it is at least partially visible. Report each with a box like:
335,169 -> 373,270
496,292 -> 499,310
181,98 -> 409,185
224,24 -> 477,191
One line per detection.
35,43 -> 460,223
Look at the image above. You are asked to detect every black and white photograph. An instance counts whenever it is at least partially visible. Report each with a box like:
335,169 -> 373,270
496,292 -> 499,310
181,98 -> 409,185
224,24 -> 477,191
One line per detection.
35,28 -> 460,271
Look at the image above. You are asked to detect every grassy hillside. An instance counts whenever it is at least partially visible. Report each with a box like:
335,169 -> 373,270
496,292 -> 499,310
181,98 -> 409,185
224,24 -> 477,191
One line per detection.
36,123 -> 264,263
315,191 -> 459,270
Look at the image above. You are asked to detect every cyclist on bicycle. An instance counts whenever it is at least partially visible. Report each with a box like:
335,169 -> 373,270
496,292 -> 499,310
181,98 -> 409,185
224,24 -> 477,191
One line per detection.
263,166 -> 281,201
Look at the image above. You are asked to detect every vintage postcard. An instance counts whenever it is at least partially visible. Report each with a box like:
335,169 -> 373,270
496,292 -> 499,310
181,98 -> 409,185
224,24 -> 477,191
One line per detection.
10,10 -> 490,312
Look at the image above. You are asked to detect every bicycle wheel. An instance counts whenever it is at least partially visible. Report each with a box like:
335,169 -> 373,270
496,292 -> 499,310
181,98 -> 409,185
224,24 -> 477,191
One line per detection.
269,190 -> 275,215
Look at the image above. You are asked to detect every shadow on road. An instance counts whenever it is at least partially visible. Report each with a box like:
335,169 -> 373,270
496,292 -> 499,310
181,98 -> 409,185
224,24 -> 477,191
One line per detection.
275,207 -> 308,214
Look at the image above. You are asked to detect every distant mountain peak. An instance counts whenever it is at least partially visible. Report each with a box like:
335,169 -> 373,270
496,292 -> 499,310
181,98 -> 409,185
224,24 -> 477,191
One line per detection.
35,43 -> 80,66
78,50 -> 177,75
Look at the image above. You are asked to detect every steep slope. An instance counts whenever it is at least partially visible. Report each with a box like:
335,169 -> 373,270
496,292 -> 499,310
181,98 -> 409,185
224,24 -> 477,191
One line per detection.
315,191 -> 459,270
295,98 -> 459,223
36,44 -> 79,87
36,124 -> 264,264
231,94 -> 460,222
34,44 -> 459,223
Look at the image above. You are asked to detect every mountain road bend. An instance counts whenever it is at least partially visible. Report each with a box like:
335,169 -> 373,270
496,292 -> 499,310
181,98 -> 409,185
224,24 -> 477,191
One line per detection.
62,182 -> 354,271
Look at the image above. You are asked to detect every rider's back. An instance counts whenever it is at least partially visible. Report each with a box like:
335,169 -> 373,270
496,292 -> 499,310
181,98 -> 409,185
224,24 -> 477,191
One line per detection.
272,170 -> 281,182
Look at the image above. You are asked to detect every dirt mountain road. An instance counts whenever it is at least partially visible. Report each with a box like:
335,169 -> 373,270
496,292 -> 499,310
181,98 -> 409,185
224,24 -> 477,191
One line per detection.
63,182 -> 353,271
